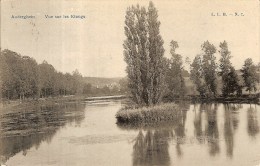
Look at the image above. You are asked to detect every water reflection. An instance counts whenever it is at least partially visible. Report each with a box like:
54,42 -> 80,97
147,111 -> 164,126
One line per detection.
193,104 -> 203,143
193,103 -> 220,155
0,102 -> 85,164
205,103 -> 220,156
1,101 -> 259,166
132,112 -> 187,166
133,130 -> 172,166
173,108 -> 186,157
193,103 -> 243,157
247,105 -> 259,137
223,104 -> 240,157
118,102 -> 260,166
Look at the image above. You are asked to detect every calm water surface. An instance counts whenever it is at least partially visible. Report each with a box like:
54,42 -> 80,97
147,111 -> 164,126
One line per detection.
0,101 -> 260,166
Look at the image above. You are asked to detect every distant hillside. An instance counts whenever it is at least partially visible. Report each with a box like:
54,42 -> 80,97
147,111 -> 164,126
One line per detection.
83,77 -> 123,87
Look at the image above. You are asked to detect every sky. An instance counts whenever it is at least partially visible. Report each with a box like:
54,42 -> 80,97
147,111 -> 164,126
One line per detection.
1,0 -> 260,77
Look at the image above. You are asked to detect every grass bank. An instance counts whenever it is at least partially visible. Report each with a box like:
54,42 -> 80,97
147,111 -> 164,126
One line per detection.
116,103 -> 187,124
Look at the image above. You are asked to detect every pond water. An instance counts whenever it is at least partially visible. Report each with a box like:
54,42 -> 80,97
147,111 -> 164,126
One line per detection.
0,101 -> 260,166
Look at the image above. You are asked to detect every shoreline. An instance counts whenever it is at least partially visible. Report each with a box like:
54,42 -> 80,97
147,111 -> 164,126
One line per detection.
0,93 -> 259,109
0,95 -> 127,109
116,95 -> 259,124
164,94 -> 260,104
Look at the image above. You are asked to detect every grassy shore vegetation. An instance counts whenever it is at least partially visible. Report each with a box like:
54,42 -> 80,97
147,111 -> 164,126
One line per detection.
116,103 -> 187,123
116,109 -> 186,130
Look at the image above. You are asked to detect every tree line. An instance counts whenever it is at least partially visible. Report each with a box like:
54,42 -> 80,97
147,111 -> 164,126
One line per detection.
0,49 -> 124,100
123,2 -> 259,106
190,40 -> 259,97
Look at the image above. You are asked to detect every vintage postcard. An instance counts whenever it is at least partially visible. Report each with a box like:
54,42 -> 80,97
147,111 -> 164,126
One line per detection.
0,0 -> 260,166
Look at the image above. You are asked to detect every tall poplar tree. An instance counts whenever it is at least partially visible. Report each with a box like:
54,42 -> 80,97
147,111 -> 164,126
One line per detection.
147,2 -> 166,104
219,41 -> 239,96
123,5 -> 146,105
241,58 -> 258,94
190,55 -> 208,96
123,1 -> 165,106
201,41 -> 218,97
0,52 -> 5,100
166,40 -> 186,98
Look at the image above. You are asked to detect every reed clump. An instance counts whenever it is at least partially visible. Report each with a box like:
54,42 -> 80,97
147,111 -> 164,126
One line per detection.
116,103 -> 185,123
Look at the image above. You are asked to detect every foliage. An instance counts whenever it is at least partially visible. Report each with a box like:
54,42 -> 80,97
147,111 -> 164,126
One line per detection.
118,78 -> 130,94
0,49 -> 124,100
201,41 -> 218,96
165,40 -> 186,98
218,41 -> 240,96
83,83 -> 92,94
226,67 -> 241,96
38,61 -> 57,97
257,63 -> 260,83
190,55 -> 208,96
241,58 -> 258,94
0,50 -> 39,99
123,2 -> 166,106
190,41 -> 218,97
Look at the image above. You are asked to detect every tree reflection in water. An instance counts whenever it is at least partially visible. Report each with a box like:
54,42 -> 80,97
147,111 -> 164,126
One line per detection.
193,103 -> 203,143
173,108 -> 187,157
193,103 -> 220,156
247,104 -> 259,138
0,102 -> 85,164
133,130 -> 172,166
223,103 -> 241,158
131,103 -> 188,166
117,102 -> 260,166
193,103 -> 243,157
205,103 -> 220,156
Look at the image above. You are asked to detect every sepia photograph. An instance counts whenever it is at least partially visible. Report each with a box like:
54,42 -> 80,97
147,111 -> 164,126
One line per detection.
0,0 -> 260,165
